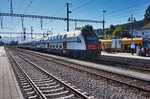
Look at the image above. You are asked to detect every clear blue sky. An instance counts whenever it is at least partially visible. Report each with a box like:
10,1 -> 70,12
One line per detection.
0,0 -> 150,39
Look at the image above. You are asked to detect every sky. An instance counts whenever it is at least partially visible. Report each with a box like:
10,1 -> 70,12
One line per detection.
0,0 -> 150,40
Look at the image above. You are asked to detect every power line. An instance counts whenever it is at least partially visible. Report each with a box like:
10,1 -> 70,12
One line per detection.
90,0 -> 150,19
15,0 -> 24,13
11,0 -> 34,31
72,0 -> 95,12
24,0 -> 34,13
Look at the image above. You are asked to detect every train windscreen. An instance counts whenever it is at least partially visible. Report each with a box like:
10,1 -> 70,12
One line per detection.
84,33 -> 99,44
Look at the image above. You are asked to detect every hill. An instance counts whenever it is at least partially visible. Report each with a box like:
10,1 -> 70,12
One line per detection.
95,20 -> 144,38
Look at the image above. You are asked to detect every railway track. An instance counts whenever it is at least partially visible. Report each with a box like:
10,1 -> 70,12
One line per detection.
92,57 -> 150,73
11,47 -> 150,97
6,48 -> 91,99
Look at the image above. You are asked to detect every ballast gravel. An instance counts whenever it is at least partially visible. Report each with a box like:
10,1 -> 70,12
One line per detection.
16,52 -> 147,99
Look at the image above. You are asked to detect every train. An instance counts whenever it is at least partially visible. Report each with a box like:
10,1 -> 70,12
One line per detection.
18,30 -> 101,58
100,38 -> 150,52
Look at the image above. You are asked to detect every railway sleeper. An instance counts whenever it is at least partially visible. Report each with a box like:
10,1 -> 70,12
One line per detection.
26,90 -> 36,96
42,87 -> 64,94
21,82 -> 30,86
31,76 -> 50,80
35,80 -> 53,84
23,84 -> 31,89
36,82 -> 57,87
40,84 -> 60,90
28,95 -> 38,99
24,87 -> 34,92
53,94 -> 75,99
20,79 -> 28,83
45,90 -> 70,98
43,88 -> 66,95
33,79 -> 51,82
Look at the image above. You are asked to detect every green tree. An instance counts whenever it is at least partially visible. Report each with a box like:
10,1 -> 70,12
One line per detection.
113,25 -> 130,38
81,25 -> 94,32
143,5 -> 150,25
105,24 -> 115,39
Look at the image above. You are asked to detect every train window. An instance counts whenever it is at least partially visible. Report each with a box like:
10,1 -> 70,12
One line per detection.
77,37 -> 81,43
53,45 -> 55,48
63,34 -> 67,39
56,45 -> 58,48
84,33 -> 99,44
59,45 -> 62,48
53,36 -> 55,40
59,35 -> 62,39
50,37 -> 52,40
50,45 -> 52,48
56,35 -> 59,39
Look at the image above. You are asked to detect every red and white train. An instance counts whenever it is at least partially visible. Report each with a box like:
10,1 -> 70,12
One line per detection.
18,30 -> 101,58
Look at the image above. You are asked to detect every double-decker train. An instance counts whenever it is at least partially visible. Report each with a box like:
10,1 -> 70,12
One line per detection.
18,30 -> 101,58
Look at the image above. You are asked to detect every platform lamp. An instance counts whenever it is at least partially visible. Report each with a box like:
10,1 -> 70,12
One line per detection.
128,14 -> 136,43
103,10 -> 106,39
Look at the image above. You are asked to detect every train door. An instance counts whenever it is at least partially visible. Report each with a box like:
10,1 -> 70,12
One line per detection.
47,42 -> 50,52
63,34 -> 67,54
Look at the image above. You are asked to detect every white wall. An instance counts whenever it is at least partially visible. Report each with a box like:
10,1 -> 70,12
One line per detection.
137,29 -> 150,38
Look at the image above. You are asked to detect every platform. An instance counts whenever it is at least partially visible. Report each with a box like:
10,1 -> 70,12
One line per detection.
0,46 -> 23,99
101,52 -> 150,60
99,52 -> 150,67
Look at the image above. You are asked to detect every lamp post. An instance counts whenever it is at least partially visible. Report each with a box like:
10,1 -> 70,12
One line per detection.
103,10 -> 106,39
128,14 -> 136,43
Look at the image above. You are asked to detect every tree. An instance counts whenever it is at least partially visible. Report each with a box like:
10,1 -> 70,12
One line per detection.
143,5 -> 150,25
81,25 -> 94,32
105,24 -> 115,39
75,25 -> 94,32
121,32 -> 131,38
113,25 -> 130,38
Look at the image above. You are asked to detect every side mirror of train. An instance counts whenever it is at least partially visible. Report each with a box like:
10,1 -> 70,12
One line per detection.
77,37 -> 81,43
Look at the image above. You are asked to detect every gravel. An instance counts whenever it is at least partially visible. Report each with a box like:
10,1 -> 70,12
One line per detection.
14,51 -> 148,99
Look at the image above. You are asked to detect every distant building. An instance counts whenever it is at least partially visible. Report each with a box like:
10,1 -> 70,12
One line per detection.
137,22 -> 150,38
128,29 -> 138,38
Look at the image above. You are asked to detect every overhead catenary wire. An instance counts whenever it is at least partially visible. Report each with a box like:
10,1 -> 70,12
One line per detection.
90,0 -> 150,20
11,0 -> 34,32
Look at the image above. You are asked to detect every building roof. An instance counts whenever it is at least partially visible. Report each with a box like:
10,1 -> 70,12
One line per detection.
139,22 -> 150,30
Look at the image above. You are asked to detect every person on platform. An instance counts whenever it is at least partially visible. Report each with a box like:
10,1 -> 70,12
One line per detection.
131,42 -> 135,55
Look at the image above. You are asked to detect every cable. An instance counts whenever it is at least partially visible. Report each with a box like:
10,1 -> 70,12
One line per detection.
11,0 -> 34,31
90,0 -> 150,19
72,0 -> 95,12
15,0 -> 24,13
24,0 -> 34,13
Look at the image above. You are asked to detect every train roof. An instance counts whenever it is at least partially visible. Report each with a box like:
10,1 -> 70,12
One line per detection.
19,30 -> 82,44
45,30 -> 82,40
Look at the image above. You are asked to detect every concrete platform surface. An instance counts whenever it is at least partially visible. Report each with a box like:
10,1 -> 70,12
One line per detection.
0,46 -> 23,99
101,52 -> 150,60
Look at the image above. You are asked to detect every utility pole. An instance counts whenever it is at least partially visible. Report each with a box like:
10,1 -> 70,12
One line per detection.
21,17 -> 24,30
0,17 -> 3,29
102,10 -> 106,39
66,3 -> 71,31
40,18 -> 43,30
10,0 -> 13,14
128,14 -> 136,43
75,21 -> 77,30
31,26 -> 33,39
23,28 -> 26,40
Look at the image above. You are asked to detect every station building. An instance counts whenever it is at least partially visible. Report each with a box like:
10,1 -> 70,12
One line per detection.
137,22 -> 150,38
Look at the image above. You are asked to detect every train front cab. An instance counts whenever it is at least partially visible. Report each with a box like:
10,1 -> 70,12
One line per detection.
82,32 -> 101,57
